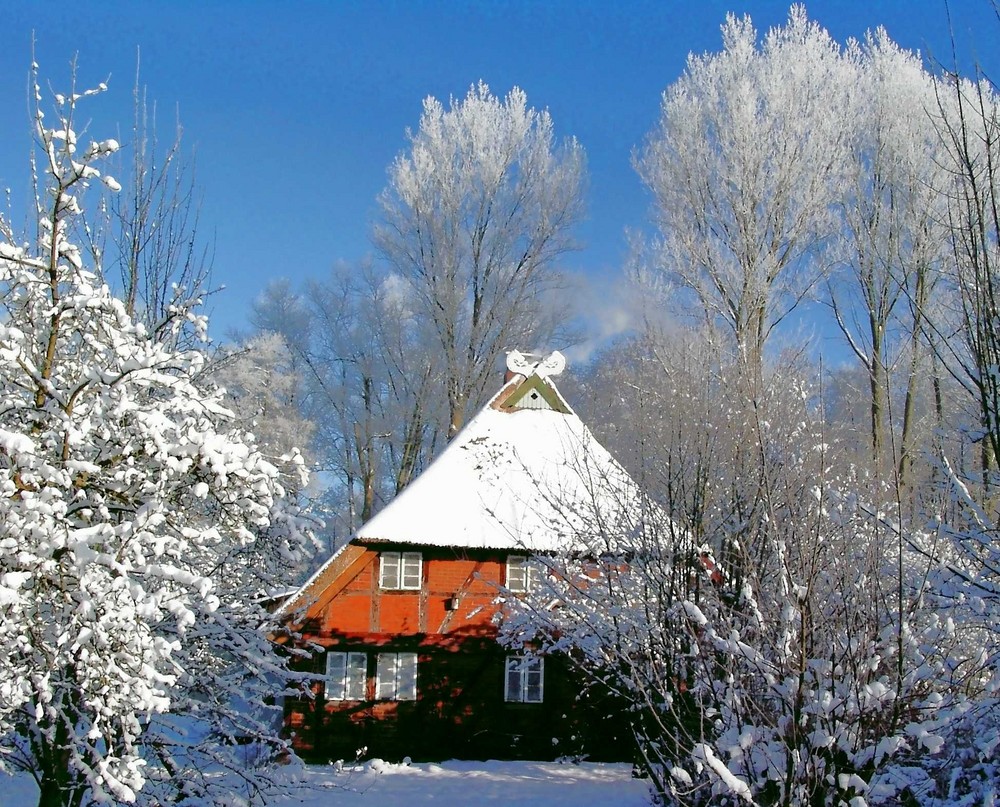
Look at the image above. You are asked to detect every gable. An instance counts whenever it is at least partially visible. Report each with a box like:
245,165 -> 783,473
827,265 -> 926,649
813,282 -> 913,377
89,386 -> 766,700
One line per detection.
281,545 -> 516,638
275,543 -> 370,625
497,374 -> 571,414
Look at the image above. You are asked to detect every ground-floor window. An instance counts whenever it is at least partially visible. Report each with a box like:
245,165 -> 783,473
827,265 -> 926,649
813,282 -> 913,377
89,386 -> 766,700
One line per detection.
325,651 -> 367,700
376,652 -> 418,700
505,655 -> 544,703
325,649 -> 418,701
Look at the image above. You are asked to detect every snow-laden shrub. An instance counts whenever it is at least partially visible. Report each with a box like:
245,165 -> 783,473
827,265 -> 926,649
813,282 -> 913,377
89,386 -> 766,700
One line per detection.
0,66 -> 315,807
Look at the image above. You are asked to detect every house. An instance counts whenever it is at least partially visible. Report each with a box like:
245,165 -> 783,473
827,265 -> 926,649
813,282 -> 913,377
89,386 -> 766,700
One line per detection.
276,351 -> 640,762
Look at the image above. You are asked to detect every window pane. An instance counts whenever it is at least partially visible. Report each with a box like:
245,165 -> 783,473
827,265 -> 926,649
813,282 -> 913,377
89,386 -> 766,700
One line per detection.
504,657 -> 521,702
401,553 -> 422,590
380,553 -> 401,589
525,658 -> 544,703
325,652 -> 347,700
346,653 -> 367,700
396,653 -> 417,700
527,561 -> 542,593
376,653 -> 396,699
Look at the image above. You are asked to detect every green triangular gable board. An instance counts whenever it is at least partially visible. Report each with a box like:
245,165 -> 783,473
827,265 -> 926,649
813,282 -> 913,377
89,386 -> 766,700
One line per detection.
501,374 -> 571,414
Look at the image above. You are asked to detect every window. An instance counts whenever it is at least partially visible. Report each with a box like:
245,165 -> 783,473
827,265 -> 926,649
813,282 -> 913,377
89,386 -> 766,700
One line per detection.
325,651 -> 367,700
376,652 -> 418,700
506,555 -> 541,593
380,551 -> 422,590
505,655 -> 544,703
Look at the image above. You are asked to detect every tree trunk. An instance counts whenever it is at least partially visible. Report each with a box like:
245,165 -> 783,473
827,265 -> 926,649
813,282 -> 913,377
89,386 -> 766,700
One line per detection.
869,330 -> 886,476
448,388 -> 466,440
37,773 -> 84,807
898,264 -> 929,490
34,697 -> 85,807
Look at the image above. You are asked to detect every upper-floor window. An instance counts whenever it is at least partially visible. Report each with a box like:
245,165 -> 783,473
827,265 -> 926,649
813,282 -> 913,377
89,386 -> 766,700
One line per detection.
505,655 -> 544,703
376,652 -> 418,700
506,554 -> 541,593
325,651 -> 367,700
380,551 -> 422,590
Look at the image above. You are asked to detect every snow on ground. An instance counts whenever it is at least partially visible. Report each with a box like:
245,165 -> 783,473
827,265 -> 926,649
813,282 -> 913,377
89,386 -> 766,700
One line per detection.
3,760 -> 652,806
277,760 -> 652,807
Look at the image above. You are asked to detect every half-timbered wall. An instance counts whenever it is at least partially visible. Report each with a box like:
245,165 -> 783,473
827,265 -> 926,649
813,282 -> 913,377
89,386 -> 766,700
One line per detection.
283,544 -> 631,762
300,545 -> 505,639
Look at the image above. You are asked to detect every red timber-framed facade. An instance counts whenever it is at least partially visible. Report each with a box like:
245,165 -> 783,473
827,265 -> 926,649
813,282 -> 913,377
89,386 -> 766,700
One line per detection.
276,352 -> 634,762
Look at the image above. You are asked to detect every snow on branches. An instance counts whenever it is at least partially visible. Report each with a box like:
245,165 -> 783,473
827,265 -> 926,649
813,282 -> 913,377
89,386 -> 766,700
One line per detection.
0,66 -> 314,806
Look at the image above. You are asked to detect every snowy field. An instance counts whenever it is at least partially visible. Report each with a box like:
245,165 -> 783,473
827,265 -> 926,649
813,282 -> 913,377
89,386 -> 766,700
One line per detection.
4,760 -> 653,806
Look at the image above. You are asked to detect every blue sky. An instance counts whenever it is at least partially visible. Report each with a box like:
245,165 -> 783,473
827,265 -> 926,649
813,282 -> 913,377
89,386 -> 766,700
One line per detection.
2,1 -> 998,347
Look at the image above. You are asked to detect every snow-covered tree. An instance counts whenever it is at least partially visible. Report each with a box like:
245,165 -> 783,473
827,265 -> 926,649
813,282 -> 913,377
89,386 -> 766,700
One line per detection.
636,6 -> 854,397
0,66 -> 314,807
212,331 -> 316,495
249,263 -> 444,539
903,50 -> 1000,804
829,32 -> 947,482
105,69 -> 211,345
246,84 -> 583,536
509,336 -> 970,804
374,82 -> 585,436
519,10 -> 1000,804
929,65 -> 1000,486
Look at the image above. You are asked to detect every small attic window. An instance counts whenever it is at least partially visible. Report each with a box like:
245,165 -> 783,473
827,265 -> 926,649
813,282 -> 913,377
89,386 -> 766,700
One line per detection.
506,555 -> 541,593
380,552 -> 422,590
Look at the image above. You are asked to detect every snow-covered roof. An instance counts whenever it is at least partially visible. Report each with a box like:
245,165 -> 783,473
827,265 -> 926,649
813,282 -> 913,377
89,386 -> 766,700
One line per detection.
353,371 -> 639,553
277,362 -> 645,618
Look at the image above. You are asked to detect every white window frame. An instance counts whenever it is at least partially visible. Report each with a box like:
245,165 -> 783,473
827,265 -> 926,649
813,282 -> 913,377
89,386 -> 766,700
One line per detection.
504,655 -> 544,703
506,554 -> 541,593
380,551 -> 422,590
376,652 -> 418,701
325,651 -> 367,701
